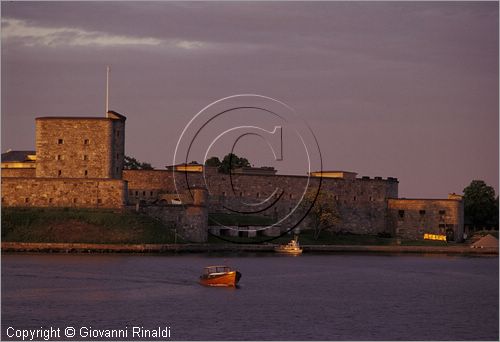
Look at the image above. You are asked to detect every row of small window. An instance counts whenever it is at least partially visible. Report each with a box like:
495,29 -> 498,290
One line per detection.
398,210 -> 446,218
55,153 -> 121,161
335,195 -> 377,202
56,170 -> 89,176
55,168 -> 120,177
56,131 -> 121,145
220,192 -> 273,198
218,192 -> 376,202
57,139 -> 91,145
56,155 -> 89,161
130,190 -> 155,197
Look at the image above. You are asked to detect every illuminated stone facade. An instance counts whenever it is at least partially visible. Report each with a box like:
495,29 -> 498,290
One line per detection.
35,111 -> 125,179
122,169 -> 401,236
2,111 -> 128,209
1,112 -> 464,242
388,195 -> 464,241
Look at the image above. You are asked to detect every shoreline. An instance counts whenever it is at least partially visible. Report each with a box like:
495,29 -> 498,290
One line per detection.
1,242 -> 498,255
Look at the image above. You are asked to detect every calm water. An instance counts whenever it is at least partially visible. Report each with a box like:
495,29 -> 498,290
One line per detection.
1,253 -> 498,341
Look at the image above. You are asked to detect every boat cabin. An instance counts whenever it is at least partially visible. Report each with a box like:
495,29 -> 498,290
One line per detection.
203,266 -> 233,275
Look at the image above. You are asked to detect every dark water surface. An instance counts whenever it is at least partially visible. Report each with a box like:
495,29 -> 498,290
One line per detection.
2,253 -> 498,341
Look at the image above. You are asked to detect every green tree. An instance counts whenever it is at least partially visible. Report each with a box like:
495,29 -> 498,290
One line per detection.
301,189 -> 341,239
124,155 -> 153,170
218,153 -> 250,174
463,180 -> 498,230
205,156 -> 221,168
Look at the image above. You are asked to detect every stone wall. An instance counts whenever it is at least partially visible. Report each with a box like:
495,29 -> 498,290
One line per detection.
110,119 -> 125,179
123,170 -> 399,235
1,168 -> 36,178
387,197 -> 464,241
123,170 -> 176,190
138,188 -> 208,242
35,118 -> 120,179
1,178 -> 127,208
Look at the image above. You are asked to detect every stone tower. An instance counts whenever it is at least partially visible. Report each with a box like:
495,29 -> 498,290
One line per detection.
183,187 -> 208,242
35,111 -> 126,179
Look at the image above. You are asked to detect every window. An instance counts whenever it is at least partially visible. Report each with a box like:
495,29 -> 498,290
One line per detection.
58,139 -> 63,144
240,192 -> 243,197
398,210 -> 405,219
150,191 -> 153,196
369,196 -> 373,201
143,191 -> 146,196
73,198 -> 77,204
439,210 -> 446,222
84,139 -> 89,145
289,194 -> 293,199
56,155 -> 62,160
83,155 -> 88,161
25,197 -> 29,203
58,170 -> 62,177
334,195 -> 339,201
222,192 -> 226,197
419,210 -> 426,216
256,192 -> 260,198
84,170 -> 88,176
353,196 -> 357,201
135,191 -> 138,196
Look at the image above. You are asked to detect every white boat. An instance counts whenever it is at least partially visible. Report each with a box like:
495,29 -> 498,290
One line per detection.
275,236 -> 303,255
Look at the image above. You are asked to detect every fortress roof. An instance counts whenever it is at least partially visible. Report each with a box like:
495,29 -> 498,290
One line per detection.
1,150 -> 36,162
309,170 -> 357,179
36,110 -> 126,121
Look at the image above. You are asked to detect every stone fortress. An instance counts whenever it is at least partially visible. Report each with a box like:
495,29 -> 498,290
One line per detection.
1,111 -> 464,243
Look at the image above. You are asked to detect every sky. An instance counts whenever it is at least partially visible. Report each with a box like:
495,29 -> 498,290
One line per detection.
1,1 -> 498,199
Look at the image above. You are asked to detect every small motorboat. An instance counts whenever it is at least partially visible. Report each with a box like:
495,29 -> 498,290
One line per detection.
275,236 -> 303,255
199,265 -> 242,287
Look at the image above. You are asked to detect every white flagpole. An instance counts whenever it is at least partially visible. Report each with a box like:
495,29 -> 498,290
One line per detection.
106,65 -> 110,116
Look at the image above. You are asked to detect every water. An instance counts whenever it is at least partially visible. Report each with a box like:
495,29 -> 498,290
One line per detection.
2,253 -> 498,341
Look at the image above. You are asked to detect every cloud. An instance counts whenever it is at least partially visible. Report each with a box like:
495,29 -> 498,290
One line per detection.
1,18 -> 206,49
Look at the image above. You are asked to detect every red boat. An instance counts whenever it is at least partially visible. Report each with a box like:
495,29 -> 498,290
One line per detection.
199,265 -> 241,287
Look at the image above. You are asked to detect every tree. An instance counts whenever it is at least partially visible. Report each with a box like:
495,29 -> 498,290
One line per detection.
124,155 -> 153,170
205,156 -> 221,168
463,180 -> 499,230
213,153 -> 250,174
301,188 -> 341,239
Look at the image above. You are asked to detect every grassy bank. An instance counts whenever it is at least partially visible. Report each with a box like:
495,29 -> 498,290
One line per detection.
1,207 -> 179,244
2,208 -> 469,247
208,212 -> 275,226
208,231 -> 450,246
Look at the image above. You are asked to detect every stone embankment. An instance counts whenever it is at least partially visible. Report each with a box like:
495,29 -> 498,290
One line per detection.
1,242 -> 497,255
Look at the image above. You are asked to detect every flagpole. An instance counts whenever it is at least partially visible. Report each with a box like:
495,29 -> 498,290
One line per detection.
106,65 -> 110,116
